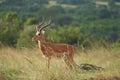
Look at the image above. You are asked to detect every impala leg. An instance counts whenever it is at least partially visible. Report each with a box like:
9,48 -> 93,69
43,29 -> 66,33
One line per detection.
68,46 -> 78,70
63,54 -> 72,69
46,57 -> 51,69
63,53 -> 76,70
65,60 -> 71,69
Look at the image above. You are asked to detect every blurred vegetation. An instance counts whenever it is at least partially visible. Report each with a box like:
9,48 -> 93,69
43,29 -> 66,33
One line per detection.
0,0 -> 120,48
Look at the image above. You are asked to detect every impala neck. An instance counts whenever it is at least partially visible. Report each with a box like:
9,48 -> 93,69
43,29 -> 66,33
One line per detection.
40,34 -> 46,42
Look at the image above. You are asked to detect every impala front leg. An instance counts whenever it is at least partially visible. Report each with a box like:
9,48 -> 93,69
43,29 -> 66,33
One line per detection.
46,57 -> 51,69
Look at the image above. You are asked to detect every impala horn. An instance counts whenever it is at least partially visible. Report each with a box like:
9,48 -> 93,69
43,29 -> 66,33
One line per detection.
36,17 -> 45,31
39,17 -> 51,32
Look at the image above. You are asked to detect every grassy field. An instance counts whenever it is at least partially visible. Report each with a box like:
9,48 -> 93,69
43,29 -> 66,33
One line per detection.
0,47 -> 120,80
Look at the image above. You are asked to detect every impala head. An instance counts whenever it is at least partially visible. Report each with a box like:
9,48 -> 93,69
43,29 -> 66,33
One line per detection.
32,18 -> 51,41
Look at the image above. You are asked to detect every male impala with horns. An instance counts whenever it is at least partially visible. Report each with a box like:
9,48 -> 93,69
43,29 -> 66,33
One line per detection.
32,17 -> 77,70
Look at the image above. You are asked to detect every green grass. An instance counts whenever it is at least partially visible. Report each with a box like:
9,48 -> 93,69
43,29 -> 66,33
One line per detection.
0,47 -> 120,80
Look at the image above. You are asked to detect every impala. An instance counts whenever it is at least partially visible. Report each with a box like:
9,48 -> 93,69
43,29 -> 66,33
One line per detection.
32,18 -> 76,70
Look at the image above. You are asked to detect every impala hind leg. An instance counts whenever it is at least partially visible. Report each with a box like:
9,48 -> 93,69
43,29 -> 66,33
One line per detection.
63,54 -> 73,69
68,46 -> 78,70
63,54 -> 77,70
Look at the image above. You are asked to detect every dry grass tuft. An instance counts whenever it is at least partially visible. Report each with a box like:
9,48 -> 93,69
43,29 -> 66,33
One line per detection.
0,47 -> 120,80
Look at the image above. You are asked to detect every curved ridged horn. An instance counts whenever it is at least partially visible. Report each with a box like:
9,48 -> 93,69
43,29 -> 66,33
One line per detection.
39,17 -> 51,32
36,17 -> 45,31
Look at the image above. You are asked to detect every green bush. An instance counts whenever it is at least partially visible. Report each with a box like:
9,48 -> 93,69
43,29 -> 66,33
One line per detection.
16,25 -> 36,48
0,12 -> 21,47
46,26 -> 82,45
24,17 -> 38,26
114,39 -> 120,48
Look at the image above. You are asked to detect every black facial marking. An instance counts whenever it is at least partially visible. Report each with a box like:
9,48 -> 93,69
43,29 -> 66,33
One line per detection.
38,33 -> 40,36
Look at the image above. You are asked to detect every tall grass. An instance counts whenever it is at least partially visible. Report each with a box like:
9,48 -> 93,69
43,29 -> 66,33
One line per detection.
0,47 -> 120,80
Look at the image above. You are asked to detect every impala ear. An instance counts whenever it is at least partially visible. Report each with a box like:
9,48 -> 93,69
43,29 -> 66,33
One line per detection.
41,30 -> 45,34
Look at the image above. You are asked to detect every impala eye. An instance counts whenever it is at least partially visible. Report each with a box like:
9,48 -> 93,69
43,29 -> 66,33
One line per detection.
38,33 -> 40,36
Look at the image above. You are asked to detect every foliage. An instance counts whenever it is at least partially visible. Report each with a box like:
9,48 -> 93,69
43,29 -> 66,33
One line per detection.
0,12 -> 21,47
113,39 -> 120,48
81,19 -> 120,42
46,26 -> 81,45
0,0 -> 120,48
97,6 -> 111,18
24,17 -> 38,25
16,25 -> 36,48
55,15 -> 73,26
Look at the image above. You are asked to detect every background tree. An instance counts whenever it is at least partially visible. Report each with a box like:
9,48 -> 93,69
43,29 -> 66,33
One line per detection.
24,17 -> 38,26
55,15 -> 73,26
0,12 -> 21,46
97,6 -> 111,18
16,25 -> 36,48
0,0 -> 120,48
